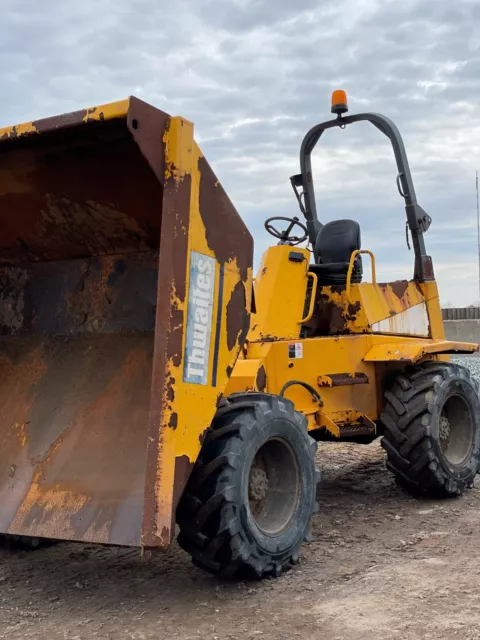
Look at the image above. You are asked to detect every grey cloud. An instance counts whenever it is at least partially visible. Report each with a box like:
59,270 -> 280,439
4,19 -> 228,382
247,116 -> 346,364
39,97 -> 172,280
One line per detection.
1,0 -> 480,304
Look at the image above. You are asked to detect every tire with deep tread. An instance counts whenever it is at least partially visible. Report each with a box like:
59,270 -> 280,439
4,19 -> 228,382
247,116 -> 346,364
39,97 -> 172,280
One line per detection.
0,535 -> 58,550
176,393 -> 320,579
381,361 -> 480,497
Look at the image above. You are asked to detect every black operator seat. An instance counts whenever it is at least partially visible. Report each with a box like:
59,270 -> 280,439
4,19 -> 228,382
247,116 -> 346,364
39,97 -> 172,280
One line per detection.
309,219 -> 363,285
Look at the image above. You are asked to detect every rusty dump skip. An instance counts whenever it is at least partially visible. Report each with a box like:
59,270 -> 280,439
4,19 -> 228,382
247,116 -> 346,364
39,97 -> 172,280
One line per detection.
0,99 -> 254,547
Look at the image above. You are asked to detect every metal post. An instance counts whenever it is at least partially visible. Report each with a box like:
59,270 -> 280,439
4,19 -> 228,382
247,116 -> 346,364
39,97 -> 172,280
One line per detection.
477,170 -> 480,304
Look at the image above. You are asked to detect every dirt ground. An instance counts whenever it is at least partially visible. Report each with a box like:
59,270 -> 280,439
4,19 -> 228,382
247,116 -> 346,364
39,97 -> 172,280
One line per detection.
1,440 -> 479,640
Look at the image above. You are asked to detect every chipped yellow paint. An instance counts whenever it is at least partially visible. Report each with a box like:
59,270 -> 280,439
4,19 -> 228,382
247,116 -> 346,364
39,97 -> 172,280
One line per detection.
163,117 -> 194,182
82,98 -> 130,123
319,280 -> 427,334
316,410 -> 376,437
245,246 -> 432,343
153,117 -> 198,538
225,222 -> 476,450
0,120 -> 38,140
0,98 -> 131,143
152,281 -> 185,536
317,373 -> 358,387
153,129 -> 251,543
228,330 -> 477,431
316,413 -> 341,437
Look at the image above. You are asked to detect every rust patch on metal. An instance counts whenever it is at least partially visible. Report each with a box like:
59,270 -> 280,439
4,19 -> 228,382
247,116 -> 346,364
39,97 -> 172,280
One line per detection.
257,333 -> 280,342
169,305 -> 184,368
166,376 -> 175,403
414,281 -> 424,295
0,119 -> 164,264
0,334 -> 154,545
197,156 -> 253,281
329,304 -> 346,334
172,455 -> 194,513
0,100 -> 254,551
142,157 -> 190,549
317,372 -> 369,388
256,365 -> 267,392
128,97 -> 169,184
390,280 -> 409,299
0,253 -> 158,336
345,301 -> 361,321
0,242 -> 158,544
0,100 -> 187,549
226,281 -> 249,352
32,109 -> 88,134
315,286 -> 351,335
338,423 -> 376,437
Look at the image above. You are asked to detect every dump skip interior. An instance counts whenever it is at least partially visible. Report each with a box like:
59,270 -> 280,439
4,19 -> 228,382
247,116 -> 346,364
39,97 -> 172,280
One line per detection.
0,120 -> 162,545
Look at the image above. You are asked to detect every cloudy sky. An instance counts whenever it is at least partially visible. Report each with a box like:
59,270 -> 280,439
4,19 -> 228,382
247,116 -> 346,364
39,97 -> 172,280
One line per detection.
2,0 -> 479,305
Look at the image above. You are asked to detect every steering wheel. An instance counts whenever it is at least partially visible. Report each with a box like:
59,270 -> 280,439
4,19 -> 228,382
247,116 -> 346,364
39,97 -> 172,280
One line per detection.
264,216 -> 309,246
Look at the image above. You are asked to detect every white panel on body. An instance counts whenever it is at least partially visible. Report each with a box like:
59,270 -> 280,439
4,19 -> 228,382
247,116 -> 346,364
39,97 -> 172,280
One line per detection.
371,302 -> 430,338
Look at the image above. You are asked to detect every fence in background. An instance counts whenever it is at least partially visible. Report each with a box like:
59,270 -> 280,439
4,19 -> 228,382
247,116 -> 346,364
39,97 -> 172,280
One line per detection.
442,308 -> 480,320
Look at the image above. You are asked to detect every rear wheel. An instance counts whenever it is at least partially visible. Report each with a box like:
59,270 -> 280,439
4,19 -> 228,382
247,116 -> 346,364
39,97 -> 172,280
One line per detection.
176,393 -> 320,579
381,362 -> 480,496
0,535 -> 57,550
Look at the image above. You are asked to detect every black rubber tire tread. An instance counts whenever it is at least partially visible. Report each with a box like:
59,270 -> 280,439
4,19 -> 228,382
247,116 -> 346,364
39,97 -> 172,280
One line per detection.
0,535 -> 58,551
176,393 -> 319,579
381,361 -> 480,497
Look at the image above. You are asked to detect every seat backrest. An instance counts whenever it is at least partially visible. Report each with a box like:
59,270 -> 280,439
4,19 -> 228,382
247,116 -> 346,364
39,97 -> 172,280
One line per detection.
315,219 -> 361,264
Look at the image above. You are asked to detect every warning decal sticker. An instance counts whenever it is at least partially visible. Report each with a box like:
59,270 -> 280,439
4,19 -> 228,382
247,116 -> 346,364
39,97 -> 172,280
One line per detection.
288,342 -> 303,359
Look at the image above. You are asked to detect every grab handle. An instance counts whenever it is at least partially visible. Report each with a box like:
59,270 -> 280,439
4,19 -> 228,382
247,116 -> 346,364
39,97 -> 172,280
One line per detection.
346,250 -> 376,303
299,271 -> 318,323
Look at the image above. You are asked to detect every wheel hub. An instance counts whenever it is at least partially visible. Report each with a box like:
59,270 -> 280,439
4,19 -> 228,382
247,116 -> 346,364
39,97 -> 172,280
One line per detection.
439,415 -> 450,442
247,438 -> 301,537
249,465 -> 269,502
439,394 -> 475,466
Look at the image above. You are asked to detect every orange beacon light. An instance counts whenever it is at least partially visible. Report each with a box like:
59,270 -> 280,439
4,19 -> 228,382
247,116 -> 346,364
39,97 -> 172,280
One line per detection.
331,90 -> 348,115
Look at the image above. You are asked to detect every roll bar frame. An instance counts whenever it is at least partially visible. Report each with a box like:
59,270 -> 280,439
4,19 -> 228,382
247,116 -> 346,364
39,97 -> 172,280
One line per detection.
291,112 -> 434,281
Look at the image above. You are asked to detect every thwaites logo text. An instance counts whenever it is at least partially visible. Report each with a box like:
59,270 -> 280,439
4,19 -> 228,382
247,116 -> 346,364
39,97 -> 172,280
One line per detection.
183,251 -> 216,385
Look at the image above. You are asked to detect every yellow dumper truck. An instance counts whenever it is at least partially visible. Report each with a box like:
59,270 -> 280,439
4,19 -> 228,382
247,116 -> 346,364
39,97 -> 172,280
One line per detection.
0,91 -> 478,579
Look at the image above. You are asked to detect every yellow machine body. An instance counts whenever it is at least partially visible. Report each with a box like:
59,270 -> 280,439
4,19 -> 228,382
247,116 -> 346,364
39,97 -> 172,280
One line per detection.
226,245 -> 477,439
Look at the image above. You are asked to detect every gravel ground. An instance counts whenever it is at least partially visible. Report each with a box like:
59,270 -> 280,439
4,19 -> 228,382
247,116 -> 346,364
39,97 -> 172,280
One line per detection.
0,358 -> 479,639
453,355 -> 480,380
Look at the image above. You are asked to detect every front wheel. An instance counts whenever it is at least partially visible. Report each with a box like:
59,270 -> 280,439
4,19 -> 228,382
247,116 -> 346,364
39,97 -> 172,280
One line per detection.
176,393 -> 319,579
381,362 -> 480,497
